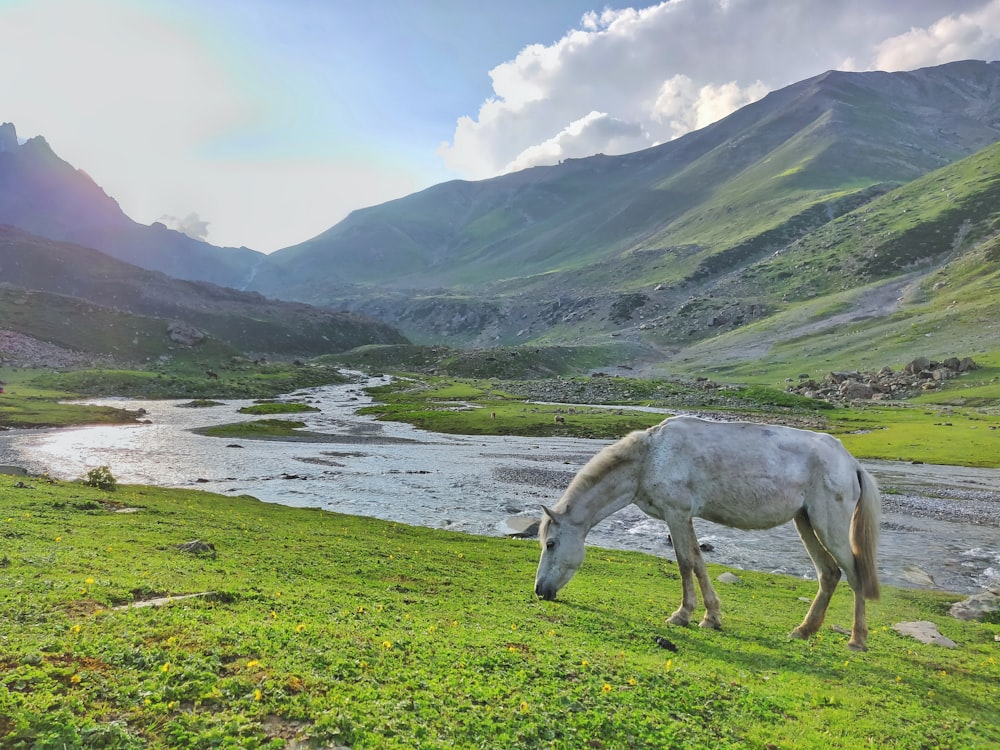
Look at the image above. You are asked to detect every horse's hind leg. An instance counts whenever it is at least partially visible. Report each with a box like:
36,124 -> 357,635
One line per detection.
791,511 -> 841,641
805,506 -> 871,651
665,518 -> 721,629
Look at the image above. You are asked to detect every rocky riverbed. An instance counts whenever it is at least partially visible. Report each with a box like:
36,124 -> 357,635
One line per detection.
1,378 -> 997,594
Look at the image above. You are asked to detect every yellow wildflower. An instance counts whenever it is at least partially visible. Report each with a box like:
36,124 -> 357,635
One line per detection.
246,659 -> 260,668
382,640 -> 393,649
70,674 -> 81,684
161,662 -> 171,673
602,683 -> 612,692
254,689 -> 262,701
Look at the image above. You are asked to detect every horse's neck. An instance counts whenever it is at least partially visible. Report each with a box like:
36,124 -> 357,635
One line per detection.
560,468 -> 637,532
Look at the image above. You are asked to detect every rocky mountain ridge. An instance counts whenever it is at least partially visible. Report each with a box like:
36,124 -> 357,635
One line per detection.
0,122 -> 263,287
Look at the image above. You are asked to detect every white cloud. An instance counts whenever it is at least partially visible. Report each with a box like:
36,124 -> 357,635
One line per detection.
652,75 -> 769,140
439,0 -> 997,180
159,212 -> 211,242
502,111 -> 650,173
874,0 -> 1000,71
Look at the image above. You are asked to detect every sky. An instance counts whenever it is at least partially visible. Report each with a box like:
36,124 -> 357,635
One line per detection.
2,0 -> 999,253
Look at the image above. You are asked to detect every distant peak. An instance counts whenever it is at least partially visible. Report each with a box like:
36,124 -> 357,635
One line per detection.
22,134 -> 51,149
0,122 -> 17,153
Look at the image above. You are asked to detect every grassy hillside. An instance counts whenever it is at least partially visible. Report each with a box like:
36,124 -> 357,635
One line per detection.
0,227 -> 409,359
2,476 -> 997,749
629,138 -> 1000,381
0,287 -> 239,364
252,63 -> 1000,320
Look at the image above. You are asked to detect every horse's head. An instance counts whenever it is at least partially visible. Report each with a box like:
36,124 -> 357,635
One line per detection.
534,506 -> 586,601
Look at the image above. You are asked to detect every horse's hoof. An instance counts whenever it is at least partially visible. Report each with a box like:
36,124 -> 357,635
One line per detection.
789,628 -> 809,640
667,614 -> 689,627
699,618 -> 722,630
847,641 -> 868,652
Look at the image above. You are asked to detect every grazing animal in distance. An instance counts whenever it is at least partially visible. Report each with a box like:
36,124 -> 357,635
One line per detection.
534,416 -> 881,651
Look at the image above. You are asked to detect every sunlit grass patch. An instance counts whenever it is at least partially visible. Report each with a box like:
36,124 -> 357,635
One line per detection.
1,476 -> 997,748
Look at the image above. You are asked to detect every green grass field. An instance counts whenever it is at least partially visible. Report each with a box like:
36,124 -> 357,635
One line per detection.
1,476 -> 997,749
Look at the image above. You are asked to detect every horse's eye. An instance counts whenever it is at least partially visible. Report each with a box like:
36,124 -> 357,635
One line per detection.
545,539 -> 556,550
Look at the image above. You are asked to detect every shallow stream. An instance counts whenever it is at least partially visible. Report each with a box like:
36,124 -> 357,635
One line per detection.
1,376 -> 997,594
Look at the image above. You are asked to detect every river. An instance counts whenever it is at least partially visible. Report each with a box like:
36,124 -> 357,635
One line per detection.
1,376 -> 997,595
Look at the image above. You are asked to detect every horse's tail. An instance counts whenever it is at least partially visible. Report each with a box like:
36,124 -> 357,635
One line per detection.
851,467 -> 881,600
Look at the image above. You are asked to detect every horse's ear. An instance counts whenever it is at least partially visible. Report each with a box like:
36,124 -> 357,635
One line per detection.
541,505 -> 558,524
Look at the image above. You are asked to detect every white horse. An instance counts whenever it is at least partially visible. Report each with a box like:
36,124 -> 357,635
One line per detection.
535,416 -> 881,651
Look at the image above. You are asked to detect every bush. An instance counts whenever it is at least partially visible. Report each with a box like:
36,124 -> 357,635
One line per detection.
81,465 -> 118,492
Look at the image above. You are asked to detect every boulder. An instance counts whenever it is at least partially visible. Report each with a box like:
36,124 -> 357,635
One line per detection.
893,620 -> 957,648
902,565 -> 936,587
959,356 -> 978,372
839,381 -> 874,400
786,356 -> 978,403
904,357 -> 932,374
497,516 -> 540,538
167,321 -> 206,346
949,589 -> 999,621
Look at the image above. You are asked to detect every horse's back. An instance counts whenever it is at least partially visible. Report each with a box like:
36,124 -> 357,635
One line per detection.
640,417 -> 860,529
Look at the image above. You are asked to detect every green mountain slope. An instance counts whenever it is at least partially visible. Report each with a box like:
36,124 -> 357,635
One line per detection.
0,226 -> 409,359
646,139 -> 1000,377
254,61 -> 1000,309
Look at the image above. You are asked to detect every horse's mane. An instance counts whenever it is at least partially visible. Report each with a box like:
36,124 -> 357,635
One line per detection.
560,429 -> 648,504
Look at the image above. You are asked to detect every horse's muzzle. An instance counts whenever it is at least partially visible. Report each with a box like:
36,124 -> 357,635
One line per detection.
535,583 -> 557,601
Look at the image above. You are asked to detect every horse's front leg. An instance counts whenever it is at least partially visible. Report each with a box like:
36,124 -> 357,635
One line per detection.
667,555 -> 698,627
666,519 -> 720,628
691,548 -> 722,629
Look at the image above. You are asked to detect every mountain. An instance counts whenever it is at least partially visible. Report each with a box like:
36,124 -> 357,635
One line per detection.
3,60 -> 999,374
635,137 -> 1000,378
249,60 -> 1000,348
0,122 -> 262,288
0,225 -> 408,359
